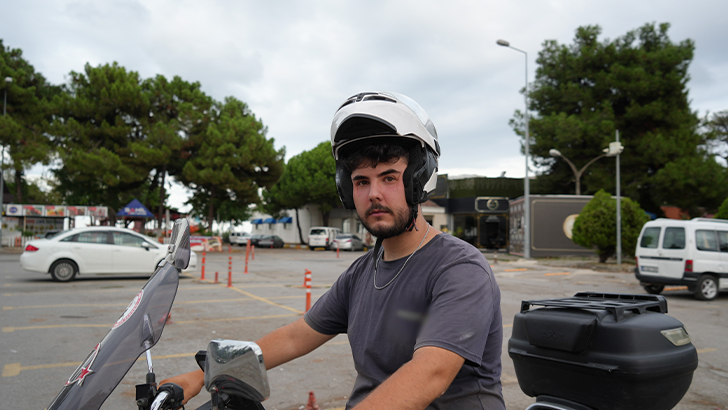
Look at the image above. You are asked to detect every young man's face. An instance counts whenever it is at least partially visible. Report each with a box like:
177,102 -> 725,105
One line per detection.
351,157 -> 412,239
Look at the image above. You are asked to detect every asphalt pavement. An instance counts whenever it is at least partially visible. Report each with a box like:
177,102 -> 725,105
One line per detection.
1,247 -> 726,410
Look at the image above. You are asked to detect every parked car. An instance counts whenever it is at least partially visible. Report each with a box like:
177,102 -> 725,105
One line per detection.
257,235 -> 284,248
229,231 -> 252,246
635,217 -> 728,300
308,226 -> 341,250
331,234 -> 365,251
249,234 -> 265,247
20,226 -> 197,282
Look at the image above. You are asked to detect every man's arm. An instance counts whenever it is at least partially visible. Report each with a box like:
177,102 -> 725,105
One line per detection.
256,317 -> 336,369
159,317 -> 335,404
352,346 -> 465,410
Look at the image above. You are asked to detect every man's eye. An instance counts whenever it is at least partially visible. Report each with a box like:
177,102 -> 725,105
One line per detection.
355,180 -> 368,186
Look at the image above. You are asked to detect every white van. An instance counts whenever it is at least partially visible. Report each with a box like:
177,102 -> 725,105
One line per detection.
308,226 -> 341,250
635,218 -> 728,300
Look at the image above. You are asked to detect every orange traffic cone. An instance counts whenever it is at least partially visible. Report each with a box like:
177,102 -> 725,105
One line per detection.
306,391 -> 320,410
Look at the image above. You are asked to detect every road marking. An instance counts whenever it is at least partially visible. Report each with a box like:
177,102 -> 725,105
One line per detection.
504,269 -> 528,272
664,286 -> 688,291
3,311 -> 301,333
2,352 -> 197,377
3,338 -> 354,378
3,297 -> 271,310
697,348 -> 716,354
1,283 -> 287,298
545,272 -> 571,276
173,313 -> 299,325
226,286 -> 304,314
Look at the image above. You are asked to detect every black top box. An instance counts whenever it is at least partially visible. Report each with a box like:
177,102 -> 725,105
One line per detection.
509,293 -> 698,410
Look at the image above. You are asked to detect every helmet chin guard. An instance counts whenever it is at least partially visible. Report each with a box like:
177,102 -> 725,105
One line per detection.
331,92 -> 440,210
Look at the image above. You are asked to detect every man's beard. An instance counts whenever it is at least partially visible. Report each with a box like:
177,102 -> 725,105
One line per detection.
358,203 -> 412,239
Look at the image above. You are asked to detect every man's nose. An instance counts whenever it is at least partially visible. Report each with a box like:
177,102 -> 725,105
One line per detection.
368,180 -> 384,202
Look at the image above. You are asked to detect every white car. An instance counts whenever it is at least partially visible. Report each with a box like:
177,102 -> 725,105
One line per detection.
229,231 -> 253,246
20,227 -> 198,282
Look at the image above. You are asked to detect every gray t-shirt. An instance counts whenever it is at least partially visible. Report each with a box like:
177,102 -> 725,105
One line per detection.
304,233 -> 505,410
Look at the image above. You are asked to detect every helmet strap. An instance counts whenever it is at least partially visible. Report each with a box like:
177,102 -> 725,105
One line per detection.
406,206 -> 418,232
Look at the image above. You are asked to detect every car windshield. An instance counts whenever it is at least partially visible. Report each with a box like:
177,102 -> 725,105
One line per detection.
336,235 -> 351,239
46,230 -> 66,239
310,229 -> 326,235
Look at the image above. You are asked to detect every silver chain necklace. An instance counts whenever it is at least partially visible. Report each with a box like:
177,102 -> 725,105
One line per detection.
373,224 -> 431,290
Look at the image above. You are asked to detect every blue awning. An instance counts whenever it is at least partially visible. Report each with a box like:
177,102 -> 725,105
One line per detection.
263,218 -> 277,224
251,219 -> 263,224
278,217 -> 293,223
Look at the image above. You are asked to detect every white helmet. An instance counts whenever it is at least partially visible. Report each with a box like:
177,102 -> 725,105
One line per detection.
330,91 -> 440,209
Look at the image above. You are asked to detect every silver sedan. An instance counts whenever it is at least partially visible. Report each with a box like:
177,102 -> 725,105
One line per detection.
331,234 -> 365,251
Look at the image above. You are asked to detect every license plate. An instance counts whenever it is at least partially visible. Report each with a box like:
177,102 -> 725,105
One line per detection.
641,266 -> 658,273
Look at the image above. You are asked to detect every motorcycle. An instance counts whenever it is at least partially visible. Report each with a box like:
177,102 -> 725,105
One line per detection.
47,219 -> 270,410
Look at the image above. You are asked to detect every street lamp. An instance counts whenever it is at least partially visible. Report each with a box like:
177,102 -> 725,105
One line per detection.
605,133 -> 625,265
548,148 -> 607,195
1,77 -> 12,248
497,38 -> 531,258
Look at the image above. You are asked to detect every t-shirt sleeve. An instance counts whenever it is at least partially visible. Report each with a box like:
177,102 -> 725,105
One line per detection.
303,269 -> 351,335
414,261 -> 499,367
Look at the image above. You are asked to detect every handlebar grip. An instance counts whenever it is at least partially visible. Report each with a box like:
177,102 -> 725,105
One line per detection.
152,383 -> 185,410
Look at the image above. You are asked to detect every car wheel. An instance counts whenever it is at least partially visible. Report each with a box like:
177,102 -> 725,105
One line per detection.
50,260 -> 78,282
695,275 -> 719,301
642,284 -> 664,295
309,246 -> 315,251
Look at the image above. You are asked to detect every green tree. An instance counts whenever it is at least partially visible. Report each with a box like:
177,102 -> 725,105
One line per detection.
704,110 -> 728,163
0,40 -> 59,203
180,96 -> 284,229
51,63 -> 154,222
144,74 -> 213,229
715,197 -> 728,220
263,141 -> 339,244
572,189 -> 650,262
513,23 -> 715,214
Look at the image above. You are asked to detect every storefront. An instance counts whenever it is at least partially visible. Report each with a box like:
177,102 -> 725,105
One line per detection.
448,197 -> 510,249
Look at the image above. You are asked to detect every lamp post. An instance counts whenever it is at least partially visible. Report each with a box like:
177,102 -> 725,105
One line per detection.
548,149 -> 607,195
1,77 -> 12,248
497,38 -> 531,258
605,132 -> 625,265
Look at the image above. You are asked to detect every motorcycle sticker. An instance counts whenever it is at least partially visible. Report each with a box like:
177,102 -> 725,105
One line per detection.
113,290 -> 144,329
65,343 -> 100,386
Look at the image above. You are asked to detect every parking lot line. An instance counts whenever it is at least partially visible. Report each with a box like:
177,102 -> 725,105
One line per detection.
2,339 -> 350,378
544,272 -> 571,276
504,269 -> 528,272
226,286 -> 304,314
3,323 -> 111,333
2,352 -> 197,378
2,297 -> 262,311
697,348 -> 716,354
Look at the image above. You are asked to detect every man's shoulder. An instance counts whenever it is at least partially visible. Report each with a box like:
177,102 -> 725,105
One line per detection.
433,232 -> 485,256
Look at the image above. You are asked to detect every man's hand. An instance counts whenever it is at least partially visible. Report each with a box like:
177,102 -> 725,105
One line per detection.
352,346 -> 465,410
158,368 -> 204,405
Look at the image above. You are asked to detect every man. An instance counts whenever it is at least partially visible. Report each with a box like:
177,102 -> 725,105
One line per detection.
162,92 -> 504,409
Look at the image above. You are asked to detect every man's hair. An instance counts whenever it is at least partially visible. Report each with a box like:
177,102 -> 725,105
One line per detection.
341,140 -> 411,172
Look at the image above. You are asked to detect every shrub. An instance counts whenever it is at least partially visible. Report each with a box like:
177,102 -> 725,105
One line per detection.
572,189 -> 650,263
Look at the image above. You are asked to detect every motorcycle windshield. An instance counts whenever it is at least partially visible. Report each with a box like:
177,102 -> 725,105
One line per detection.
47,262 -> 179,410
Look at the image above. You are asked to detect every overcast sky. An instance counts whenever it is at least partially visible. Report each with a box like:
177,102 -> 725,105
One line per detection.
3,0 -> 728,211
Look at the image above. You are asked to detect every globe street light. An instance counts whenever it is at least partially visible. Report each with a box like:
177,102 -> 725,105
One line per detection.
497,38 -> 531,258
548,148 -> 607,195
1,76 -> 12,248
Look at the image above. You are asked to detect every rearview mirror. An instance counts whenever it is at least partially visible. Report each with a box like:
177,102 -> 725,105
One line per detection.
204,340 -> 270,403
